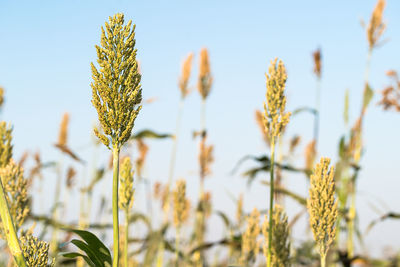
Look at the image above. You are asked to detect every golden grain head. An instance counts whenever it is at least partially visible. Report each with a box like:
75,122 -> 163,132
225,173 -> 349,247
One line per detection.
349,117 -> 362,162
173,179 -> 190,227
0,87 -> 4,108
312,48 -> 322,79
255,109 -> 271,146
240,208 -> 260,264
179,52 -> 194,98
0,160 -> 30,233
263,58 -> 291,142
289,135 -> 301,154
307,157 -> 338,259
65,166 -> 77,189
201,191 -> 212,218
367,0 -> 386,50
91,13 -> 142,149
198,48 -> 213,100
20,231 -> 55,267
119,157 -> 135,210
135,139 -> 149,178
262,205 -> 290,267
378,70 -> 400,112
57,112 -> 69,147
0,121 -> 13,168
199,137 -> 214,179
236,193 -> 244,226
304,139 -> 317,171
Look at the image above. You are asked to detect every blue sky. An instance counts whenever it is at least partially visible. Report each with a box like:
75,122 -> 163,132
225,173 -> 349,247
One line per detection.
1,0 -> 400,257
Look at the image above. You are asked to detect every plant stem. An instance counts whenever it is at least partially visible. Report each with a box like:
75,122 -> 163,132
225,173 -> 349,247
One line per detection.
124,207 -> 129,267
321,253 -> 326,267
112,144 -> 120,267
0,178 -> 27,267
175,226 -> 180,266
50,155 -> 63,255
168,98 -> 184,190
314,77 -> 321,149
267,138 -> 276,267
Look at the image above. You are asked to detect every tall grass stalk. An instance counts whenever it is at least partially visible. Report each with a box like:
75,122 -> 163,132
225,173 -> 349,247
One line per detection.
91,13 -> 142,267
0,178 -> 27,267
262,58 -> 290,267
112,145 -> 120,267
346,1 -> 387,256
124,206 -> 129,267
267,138 -> 275,267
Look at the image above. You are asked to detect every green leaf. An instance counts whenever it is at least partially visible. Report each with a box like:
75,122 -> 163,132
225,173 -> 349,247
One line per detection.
215,211 -> 231,228
338,135 -> 346,159
71,240 -> 103,267
131,129 -> 173,140
62,252 -> 95,267
362,83 -> 374,111
292,106 -> 317,116
63,229 -> 112,267
261,181 -> 307,206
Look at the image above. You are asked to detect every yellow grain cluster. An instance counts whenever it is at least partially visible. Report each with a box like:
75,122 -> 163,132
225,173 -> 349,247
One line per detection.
0,122 -> 13,167
119,157 -> 135,210
312,48 -> 322,79
0,160 -> 29,233
367,0 -> 386,50
240,208 -> 260,264
304,139 -> 317,171
236,194 -> 243,226
255,110 -> 270,146
262,205 -> 290,267
378,70 -> 400,112
135,139 -> 149,178
20,231 -> 54,267
263,58 -> 291,142
307,158 -> 338,260
179,52 -> 194,99
91,13 -> 142,149
173,179 -> 190,227
199,137 -> 214,179
57,113 -> 69,147
198,48 -> 213,100
0,87 -> 4,109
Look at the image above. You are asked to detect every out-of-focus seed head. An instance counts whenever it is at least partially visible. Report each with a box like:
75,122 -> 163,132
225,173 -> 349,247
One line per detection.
173,179 -> 190,227
366,0 -> 386,50
119,157 -> 135,210
307,157 -> 338,259
263,58 -> 291,142
179,52 -> 194,99
262,205 -> 291,267
197,48 -> 213,100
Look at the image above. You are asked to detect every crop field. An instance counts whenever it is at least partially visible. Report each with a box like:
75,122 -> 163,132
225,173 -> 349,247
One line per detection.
0,0 -> 399,266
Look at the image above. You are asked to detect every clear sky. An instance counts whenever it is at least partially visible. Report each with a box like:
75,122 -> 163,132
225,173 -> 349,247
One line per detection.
0,0 -> 399,258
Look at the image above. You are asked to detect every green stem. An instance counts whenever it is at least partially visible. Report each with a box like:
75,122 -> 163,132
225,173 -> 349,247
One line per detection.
124,207 -> 129,267
267,138 -> 276,267
112,144 -> 120,267
0,178 -> 27,267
